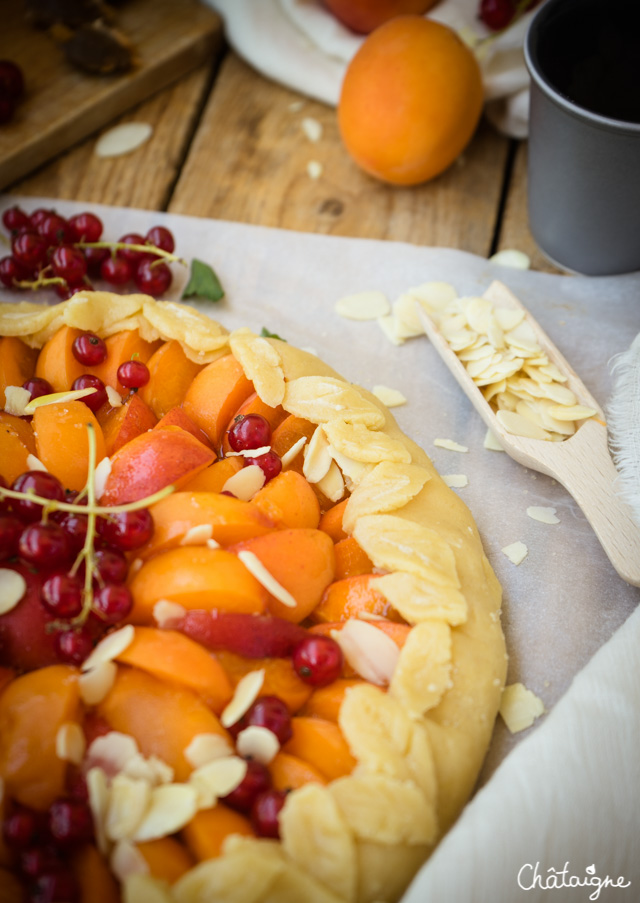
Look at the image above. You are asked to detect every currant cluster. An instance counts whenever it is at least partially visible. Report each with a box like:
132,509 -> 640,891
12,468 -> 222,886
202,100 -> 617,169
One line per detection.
70,330 -> 150,414
227,413 -> 283,484
479,0 -> 542,31
2,791 -> 93,903
0,205 -> 180,300
0,60 -> 24,125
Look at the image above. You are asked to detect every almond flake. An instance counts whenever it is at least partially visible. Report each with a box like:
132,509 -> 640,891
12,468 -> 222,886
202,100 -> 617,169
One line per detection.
489,249 -> 531,269
335,291 -> 390,321
501,541 -> 528,565
221,669 -> 265,728
301,117 -> 322,142
377,314 -> 405,346
237,550 -> 297,608
280,436 -> 307,468
87,767 -> 110,854
87,732 -> 139,777
26,454 -> 47,472
484,429 -> 504,451
94,457 -> 112,499
371,385 -> 407,408
106,775 -> 152,841
225,446 -> 271,458
129,558 -> 143,576
4,385 -> 31,416
332,620 -> 400,686
307,160 -> 323,179
132,783 -> 198,842
236,726 -> 280,764
110,840 -> 149,883
316,458 -> 345,503
189,756 -> 248,799
409,281 -> 457,312
95,122 -> 153,158
79,660 -> 118,705
152,599 -> 186,627
81,625 -> 135,672
496,410 -> 551,440
23,386 -> 97,413
356,610 -> 386,621
180,524 -> 213,545
206,538 -> 221,549
184,733 -> 234,769
499,682 -> 545,733
0,568 -> 27,614
222,464 -> 265,501
122,874 -> 173,903
433,438 -> 468,453
121,753 -> 173,786
56,722 -> 85,765
547,403 -> 597,421
442,474 -> 468,488
392,293 -> 425,338
303,426 -> 332,483
106,386 -> 123,407
526,506 -> 560,525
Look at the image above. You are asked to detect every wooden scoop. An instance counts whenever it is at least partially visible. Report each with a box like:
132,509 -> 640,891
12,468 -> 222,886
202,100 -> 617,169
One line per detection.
418,279 -> 640,587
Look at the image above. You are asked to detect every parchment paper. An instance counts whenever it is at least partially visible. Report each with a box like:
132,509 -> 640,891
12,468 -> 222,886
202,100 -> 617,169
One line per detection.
1,196 -> 639,896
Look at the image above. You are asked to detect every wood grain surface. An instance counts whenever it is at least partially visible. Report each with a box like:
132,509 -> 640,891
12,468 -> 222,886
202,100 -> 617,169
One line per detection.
0,0 -> 222,189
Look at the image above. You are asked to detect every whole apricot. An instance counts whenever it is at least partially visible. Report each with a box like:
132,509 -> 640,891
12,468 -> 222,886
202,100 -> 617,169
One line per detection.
323,0 -> 440,33
338,15 -> 484,185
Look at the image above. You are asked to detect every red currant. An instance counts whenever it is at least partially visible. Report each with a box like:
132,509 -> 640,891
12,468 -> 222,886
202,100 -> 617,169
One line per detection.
71,332 -> 107,366
20,845 -> 63,878
250,789 -> 287,838
117,233 -> 149,262
22,377 -> 54,401
2,206 -> 29,232
244,450 -> 282,484
68,212 -> 103,243
236,695 -> 292,745
0,255 -> 28,287
48,798 -> 93,846
11,230 -> 48,269
29,209 -> 54,230
0,60 -> 24,101
93,548 -> 128,584
51,245 -> 87,284
228,414 -> 272,452
54,626 -> 93,665
97,508 -> 153,551
0,513 -> 22,560
84,246 -> 109,275
57,512 -> 88,552
291,635 -> 343,687
145,225 -> 175,254
92,583 -> 133,624
117,359 -> 150,388
31,870 -> 80,903
2,806 -> 40,848
41,572 -> 84,619
479,0 -> 515,30
71,374 -> 107,412
19,522 -> 71,569
101,255 -> 132,286
38,214 -> 73,246
222,759 -> 272,813
11,471 -> 65,522
134,258 -> 172,296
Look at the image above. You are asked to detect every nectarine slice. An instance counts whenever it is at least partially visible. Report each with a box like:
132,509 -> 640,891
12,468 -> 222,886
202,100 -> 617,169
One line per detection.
154,407 -> 213,449
268,752 -> 327,792
136,838 -> 195,884
250,470 -> 320,530
182,805 -> 253,861
181,457 -> 243,493
99,393 -> 158,456
183,354 -> 254,447
128,547 -> 268,624
139,340 -> 205,419
33,401 -> 106,492
311,574 -> 395,624
35,325 -> 85,392
283,717 -> 356,781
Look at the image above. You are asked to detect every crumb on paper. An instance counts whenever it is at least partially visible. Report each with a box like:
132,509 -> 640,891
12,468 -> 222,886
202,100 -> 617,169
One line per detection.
371,385 -> 407,408
489,249 -> 531,270
484,429 -> 504,451
442,474 -> 468,488
301,117 -> 322,143
499,682 -> 545,733
501,541 -> 528,565
526,506 -> 560,525
95,123 -> 152,158
434,438 -> 468,453
307,160 -> 323,180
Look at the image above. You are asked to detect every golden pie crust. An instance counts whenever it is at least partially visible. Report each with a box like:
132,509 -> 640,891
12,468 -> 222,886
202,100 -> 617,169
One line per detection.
0,293 -> 507,903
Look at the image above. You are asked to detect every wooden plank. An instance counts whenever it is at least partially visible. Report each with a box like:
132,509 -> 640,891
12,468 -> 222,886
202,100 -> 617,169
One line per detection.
8,63 -> 216,211
170,53 -> 510,257
0,0 -> 222,189
496,143 -> 564,274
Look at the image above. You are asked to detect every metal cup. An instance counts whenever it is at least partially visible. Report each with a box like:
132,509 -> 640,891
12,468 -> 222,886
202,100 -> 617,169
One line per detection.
524,0 -> 640,275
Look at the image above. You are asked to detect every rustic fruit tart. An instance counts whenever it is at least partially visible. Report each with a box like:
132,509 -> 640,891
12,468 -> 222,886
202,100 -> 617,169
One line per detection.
0,292 -> 507,903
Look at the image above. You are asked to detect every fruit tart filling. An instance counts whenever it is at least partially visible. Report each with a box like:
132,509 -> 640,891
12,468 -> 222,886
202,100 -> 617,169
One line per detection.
0,293 -> 506,903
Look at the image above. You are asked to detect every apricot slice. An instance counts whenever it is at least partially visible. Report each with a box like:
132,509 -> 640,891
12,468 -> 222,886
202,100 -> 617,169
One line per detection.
114,627 -> 232,714
268,752 -> 327,792
271,415 -> 317,472
182,805 -> 253,861
250,470 -> 320,530
312,619 -> 410,650
154,407 -> 213,449
35,325 -> 85,392
283,717 -> 356,781
216,651 -> 312,714
136,838 -> 195,883
0,868 -> 25,902
34,401 -> 106,492
0,412 -> 36,456
0,665 -> 79,810
89,330 -> 159,394
100,426 -> 215,505
0,421 -> 31,484
99,393 -> 158,457
221,392 -> 287,454
334,536 -> 374,580
0,668 -> 13,695
318,499 -> 349,542
301,678 -> 363,722
230,528 -> 335,623
181,457 -> 243,493
141,491 -> 274,559
0,336 -> 38,403
96,666 -> 229,781
183,354 -> 254,448
311,574 -> 396,624
71,843 -> 120,903
139,340 -> 205,419
128,547 -> 267,624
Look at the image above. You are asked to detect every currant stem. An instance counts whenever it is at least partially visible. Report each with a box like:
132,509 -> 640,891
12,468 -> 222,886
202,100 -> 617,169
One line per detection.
76,240 -> 187,268
0,482 -> 174,515
14,275 -> 66,291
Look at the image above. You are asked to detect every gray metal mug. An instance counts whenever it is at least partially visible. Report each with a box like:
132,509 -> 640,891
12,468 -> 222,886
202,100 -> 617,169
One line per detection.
524,0 -> 640,275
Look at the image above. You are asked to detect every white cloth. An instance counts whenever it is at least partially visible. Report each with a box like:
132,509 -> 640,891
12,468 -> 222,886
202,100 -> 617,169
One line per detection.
608,334 -> 640,527
204,0 -> 534,138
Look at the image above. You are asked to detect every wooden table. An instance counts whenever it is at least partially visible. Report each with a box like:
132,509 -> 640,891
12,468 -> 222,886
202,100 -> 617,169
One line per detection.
5,9 -> 560,275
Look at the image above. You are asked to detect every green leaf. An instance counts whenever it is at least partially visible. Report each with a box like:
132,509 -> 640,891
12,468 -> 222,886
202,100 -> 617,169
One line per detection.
182,259 -> 225,302
260,327 -> 287,342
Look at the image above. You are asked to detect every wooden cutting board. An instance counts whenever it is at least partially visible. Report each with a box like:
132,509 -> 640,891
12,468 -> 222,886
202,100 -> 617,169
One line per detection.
0,0 -> 223,189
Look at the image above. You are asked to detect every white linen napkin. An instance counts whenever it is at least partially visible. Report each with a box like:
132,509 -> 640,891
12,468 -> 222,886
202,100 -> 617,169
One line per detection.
608,334 -> 640,527
204,0 -> 535,137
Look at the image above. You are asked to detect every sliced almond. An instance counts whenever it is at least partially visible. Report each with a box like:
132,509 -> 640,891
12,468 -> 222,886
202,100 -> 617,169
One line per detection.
316,459 -> 345,503
189,756 -> 248,799
335,291 -> 390,321
442,474 -> 468,488
180,524 -> 214,545
184,733 -> 234,769
526,506 -> 560,525
280,435 -> 306,468
302,426 -> 333,484
131,783 -> 199,842
236,726 -> 280,764
433,438 -> 468,453
23,386 -> 97,413
79,661 -> 118,705
409,281 -> 457,313
220,669 -> 265,728
496,410 -> 551,440
501,540 -> 528,565
547,403 -> 597,421
95,122 -> 153,158
152,600 -> 187,628
237,550 -> 297,609
122,874 -> 173,903
26,454 -> 48,472
500,682 -> 545,733
225,446 -> 271,458
87,767 -> 110,854
81,625 -> 135,672
106,775 -> 152,841
121,753 -> 174,786
105,386 -> 123,408
4,385 -> 31,416
55,722 -> 85,765
377,314 -> 405,346
86,732 -> 139,777
332,620 -> 400,686
94,457 -> 112,499
0,568 -> 27,615
371,385 -> 407,408
110,840 -> 150,883
483,429 -> 504,451
222,464 -> 265,501
489,249 -> 531,269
